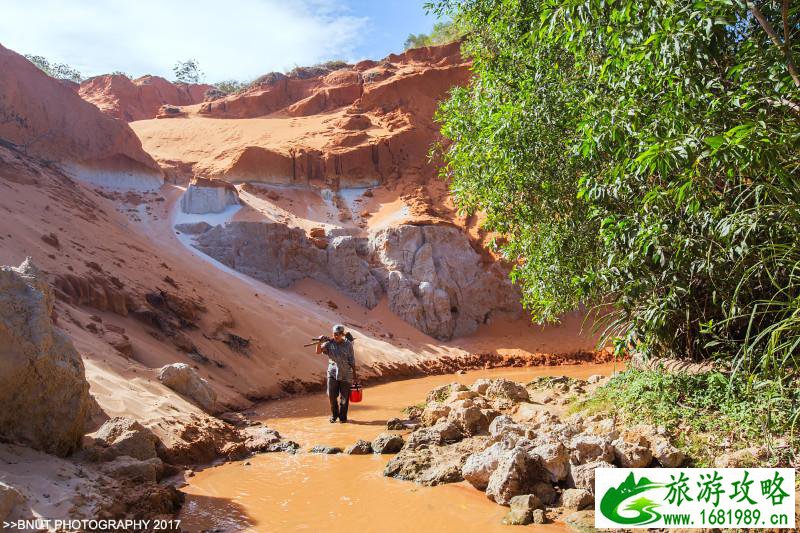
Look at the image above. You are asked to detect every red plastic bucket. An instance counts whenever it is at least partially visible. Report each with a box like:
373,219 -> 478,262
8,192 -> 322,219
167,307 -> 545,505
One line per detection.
349,384 -> 363,403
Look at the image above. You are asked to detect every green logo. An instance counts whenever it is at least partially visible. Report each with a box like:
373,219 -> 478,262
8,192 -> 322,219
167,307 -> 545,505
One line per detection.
600,472 -> 664,525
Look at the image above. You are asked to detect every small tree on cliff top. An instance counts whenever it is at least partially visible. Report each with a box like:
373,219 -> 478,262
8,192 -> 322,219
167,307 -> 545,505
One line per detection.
173,59 -> 204,84
25,54 -> 82,83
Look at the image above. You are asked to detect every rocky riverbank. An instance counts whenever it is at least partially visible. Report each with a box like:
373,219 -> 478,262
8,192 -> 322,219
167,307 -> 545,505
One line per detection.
339,374 -> 688,528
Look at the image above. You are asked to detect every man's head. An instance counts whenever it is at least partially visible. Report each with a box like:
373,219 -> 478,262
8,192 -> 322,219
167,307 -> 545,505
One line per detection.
332,324 -> 346,342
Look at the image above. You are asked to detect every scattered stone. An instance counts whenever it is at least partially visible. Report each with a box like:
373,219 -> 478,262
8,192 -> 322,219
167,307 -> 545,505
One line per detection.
445,389 -> 479,403
613,438 -> 653,468
561,488 -> 594,511
420,402 -> 451,427
91,417 -> 159,461
486,448 -> 539,505
426,382 -> 467,403
488,415 -> 528,441
570,434 -> 614,464
651,436 -> 686,467
528,442 -> 570,482
405,420 -> 462,450
243,426 -> 299,454
447,405 -> 489,436
384,438 -> 482,486
158,363 -> 217,413
101,456 -> 164,483
564,510 -> 596,533
371,433 -> 405,454
345,440 -> 373,455
174,222 -> 213,234
531,508 -> 547,524
386,418 -> 405,430
714,446 -> 768,468
485,379 -> 529,402
462,442 -> 506,490
310,445 -> 342,454
502,494 -> 544,525
570,461 -> 615,494
470,378 -> 492,395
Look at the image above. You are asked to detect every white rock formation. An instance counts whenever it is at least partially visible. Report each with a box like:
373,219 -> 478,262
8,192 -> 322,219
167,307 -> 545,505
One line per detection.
193,220 -> 522,340
180,177 -> 239,214
0,258 -> 92,457
369,224 -> 522,339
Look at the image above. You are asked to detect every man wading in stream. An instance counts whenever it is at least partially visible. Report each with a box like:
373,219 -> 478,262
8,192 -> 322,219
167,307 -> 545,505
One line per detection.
316,324 -> 358,423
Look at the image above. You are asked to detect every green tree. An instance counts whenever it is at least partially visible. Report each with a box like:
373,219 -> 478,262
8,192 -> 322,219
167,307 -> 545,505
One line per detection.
431,0 -> 800,376
173,59 -> 204,84
24,54 -> 82,83
404,19 -> 463,49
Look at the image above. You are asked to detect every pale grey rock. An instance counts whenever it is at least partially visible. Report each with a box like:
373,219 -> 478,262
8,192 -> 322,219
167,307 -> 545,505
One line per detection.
486,448 -> 539,505
0,258 -> 91,456
485,379 -> 529,402
371,433 -> 405,454
0,482 -> 26,523
174,221 -> 213,234
384,438 -> 483,486
180,183 -> 238,214
569,461 -> 615,494
194,222 -> 382,308
345,439 -> 373,455
570,434 -> 615,465
310,445 -> 342,454
447,405 -> 489,436
369,224 -> 522,340
420,402 -> 451,427
91,417 -> 159,461
561,488 -> 594,511
612,438 -> 653,468
405,420 -> 462,450
529,442 -> 570,482
652,437 -> 686,467
158,363 -> 217,413
462,441 -> 507,490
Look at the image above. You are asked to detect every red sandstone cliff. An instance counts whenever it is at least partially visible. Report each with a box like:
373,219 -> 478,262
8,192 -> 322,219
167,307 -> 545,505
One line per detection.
0,44 -> 162,188
79,74 -> 212,121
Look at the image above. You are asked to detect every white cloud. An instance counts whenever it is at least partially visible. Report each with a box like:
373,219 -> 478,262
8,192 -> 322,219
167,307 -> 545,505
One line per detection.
0,0 -> 368,81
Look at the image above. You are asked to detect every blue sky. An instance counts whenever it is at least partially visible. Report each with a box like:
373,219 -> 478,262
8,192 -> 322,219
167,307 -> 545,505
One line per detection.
0,0 -> 441,82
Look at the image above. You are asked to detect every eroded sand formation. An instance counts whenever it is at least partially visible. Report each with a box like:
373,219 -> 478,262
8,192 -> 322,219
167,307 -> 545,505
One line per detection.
0,40 -> 605,526
79,74 -> 211,122
0,44 -> 163,190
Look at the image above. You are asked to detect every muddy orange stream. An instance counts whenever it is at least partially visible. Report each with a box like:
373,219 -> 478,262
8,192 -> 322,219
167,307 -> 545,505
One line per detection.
179,362 -> 619,532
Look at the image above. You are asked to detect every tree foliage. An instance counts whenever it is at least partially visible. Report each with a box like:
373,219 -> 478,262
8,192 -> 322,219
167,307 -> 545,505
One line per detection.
24,54 -> 82,83
431,0 -> 800,377
404,19 -> 463,49
173,59 -> 204,84
213,79 -> 248,94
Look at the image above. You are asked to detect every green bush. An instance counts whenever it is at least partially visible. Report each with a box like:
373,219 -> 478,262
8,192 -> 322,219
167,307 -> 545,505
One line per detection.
431,0 -> 800,379
404,19 -> 463,49
573,368 -> 798,464
24,54 -> 82,83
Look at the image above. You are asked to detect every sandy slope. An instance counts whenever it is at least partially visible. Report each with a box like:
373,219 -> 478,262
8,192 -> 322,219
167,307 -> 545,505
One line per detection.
0,144 -> 600,426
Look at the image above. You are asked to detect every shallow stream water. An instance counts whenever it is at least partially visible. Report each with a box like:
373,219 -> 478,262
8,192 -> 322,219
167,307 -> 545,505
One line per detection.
179,362 -> 619,532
